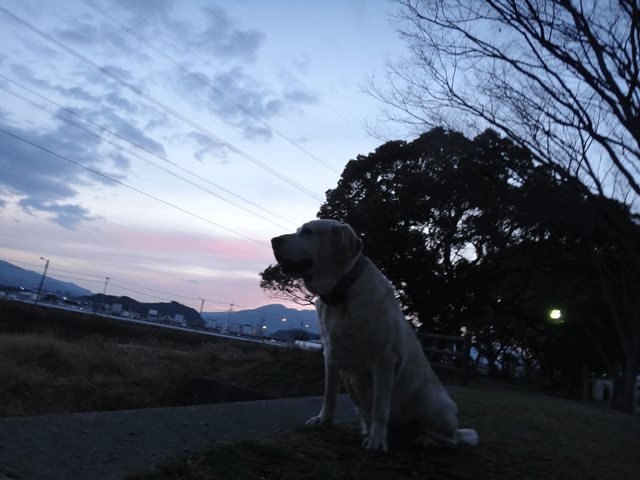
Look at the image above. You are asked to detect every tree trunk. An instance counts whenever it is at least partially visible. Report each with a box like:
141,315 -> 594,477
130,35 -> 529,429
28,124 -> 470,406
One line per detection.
612,339 -> 639,413
590,242 -> 640,414
581,363 -> 589,402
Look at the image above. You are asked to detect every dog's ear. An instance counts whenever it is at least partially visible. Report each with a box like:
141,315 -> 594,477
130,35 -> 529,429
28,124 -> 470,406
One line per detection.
332,223 -> 363,265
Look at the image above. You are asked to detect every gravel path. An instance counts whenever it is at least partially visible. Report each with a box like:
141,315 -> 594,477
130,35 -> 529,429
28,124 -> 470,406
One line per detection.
0,395 -> 358,480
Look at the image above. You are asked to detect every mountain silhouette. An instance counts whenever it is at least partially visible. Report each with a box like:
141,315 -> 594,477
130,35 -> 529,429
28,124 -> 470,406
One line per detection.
0,260 -> 93,297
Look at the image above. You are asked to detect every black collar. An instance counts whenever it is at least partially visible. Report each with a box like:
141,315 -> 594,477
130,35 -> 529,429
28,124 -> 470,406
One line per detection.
320,254 -> 368,305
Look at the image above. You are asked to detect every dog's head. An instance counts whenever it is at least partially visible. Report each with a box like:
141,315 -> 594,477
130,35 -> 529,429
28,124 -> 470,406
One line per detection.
271,219 -> 363,296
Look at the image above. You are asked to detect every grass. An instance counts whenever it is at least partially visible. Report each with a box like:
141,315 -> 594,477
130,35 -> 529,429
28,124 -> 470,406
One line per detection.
3,299 -> 640,479
0,299 -> 324,416
129,388 -> 640,480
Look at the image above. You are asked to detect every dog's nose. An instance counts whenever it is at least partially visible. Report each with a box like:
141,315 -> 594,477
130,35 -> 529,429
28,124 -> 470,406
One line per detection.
271,236 -> 283,249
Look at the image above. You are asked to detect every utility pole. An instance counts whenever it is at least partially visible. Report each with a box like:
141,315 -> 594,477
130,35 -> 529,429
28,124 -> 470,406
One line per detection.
227,303 -> 234,331
35,257 -> 49,305
198,298 -> 205,331
100,277 -> 109,312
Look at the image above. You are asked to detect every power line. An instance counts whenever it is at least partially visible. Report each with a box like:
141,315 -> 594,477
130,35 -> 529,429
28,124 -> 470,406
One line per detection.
1,257 -> 236,307
107,278 -> 233,306
0,5 -> 324,202
0,127 -> 271,248
0,79 -> 294,230
0,74 -> 298,228
82,0 -> 340,174
105,280 -> 198,305
114,0 -> 347,166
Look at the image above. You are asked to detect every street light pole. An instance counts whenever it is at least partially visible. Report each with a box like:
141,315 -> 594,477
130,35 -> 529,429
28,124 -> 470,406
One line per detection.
35,257 -> 49,305
100,277 -> 109,312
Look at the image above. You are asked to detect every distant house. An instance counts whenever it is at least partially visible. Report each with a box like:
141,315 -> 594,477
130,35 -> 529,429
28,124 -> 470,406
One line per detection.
224,323 -> 241,335
590,377 -> 640,406
19,290 -> 37,301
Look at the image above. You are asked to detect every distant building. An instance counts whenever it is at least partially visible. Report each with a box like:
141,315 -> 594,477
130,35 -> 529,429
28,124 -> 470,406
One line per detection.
223,323 -> 240,335
147,309 -> 158,320
590,377 -> 640,406
111,304 -> 123,314
19,290 -> 37,301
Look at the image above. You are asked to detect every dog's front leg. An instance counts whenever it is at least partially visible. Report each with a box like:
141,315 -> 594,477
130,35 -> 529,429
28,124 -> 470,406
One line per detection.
362,362 -> 394,452
306,359 -> 340,428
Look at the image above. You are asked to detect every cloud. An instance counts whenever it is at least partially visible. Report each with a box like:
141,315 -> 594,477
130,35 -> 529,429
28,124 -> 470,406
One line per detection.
176,66 -> 318,142
284,87 -> 318,106
122,0 -> 177,17
107,0 -> 264,63
17,198 -> 102,230
0,120 -> 123,230
104,111 -> 167,156
103,91 -> 137,112
54,85 -> 102,104
110,152 -> 131,171
54,22 -> 101,46
184,3 -> 265,63
52,17 -> 143,61
0,0 -> 319,231
0,128 -> 85,199
186,131 -> 228,162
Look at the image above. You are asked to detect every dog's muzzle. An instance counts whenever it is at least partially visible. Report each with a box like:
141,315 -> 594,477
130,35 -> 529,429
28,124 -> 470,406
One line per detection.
271,236 -> 313,277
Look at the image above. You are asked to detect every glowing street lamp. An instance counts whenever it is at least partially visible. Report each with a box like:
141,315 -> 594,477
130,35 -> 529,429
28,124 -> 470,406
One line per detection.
549,309 -> 563,323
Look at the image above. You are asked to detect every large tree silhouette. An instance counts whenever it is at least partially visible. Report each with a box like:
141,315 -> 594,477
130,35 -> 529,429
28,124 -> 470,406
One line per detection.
366,0 -> 640,413
318,128 -> 535,334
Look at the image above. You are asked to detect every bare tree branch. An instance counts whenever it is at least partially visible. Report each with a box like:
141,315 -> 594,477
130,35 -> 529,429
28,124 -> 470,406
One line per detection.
369,0 -> 640,200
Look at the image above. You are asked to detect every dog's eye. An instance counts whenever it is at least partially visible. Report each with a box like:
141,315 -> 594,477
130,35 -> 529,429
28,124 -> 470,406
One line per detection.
301,227 -> 312,236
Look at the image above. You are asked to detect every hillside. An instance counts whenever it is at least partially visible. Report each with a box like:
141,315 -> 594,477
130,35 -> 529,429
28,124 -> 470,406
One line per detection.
0,260 -> 93,297
202,304 -> 318,335
83,294 -> 205,327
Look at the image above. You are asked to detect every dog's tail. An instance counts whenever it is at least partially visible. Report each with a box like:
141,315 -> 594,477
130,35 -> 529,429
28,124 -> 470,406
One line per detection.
457,428 -> 479,446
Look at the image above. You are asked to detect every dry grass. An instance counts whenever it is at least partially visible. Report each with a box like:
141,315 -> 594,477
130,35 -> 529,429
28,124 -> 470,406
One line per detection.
0,300 -> 324,417
1,333 -> 187,416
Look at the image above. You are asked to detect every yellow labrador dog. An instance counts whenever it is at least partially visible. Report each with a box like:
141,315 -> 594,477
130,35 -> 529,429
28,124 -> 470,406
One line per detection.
271,219 -> 478,451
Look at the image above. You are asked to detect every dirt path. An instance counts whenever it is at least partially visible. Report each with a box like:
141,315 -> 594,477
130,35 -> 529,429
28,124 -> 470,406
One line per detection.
0,395 -> 359,480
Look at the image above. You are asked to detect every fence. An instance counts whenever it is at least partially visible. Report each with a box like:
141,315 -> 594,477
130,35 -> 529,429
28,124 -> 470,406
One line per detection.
417,333 -> 472,386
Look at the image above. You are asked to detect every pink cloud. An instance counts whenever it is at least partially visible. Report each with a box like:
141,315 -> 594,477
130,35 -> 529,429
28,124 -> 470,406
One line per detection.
0,219 -> 290,310
115,227 -> 274,263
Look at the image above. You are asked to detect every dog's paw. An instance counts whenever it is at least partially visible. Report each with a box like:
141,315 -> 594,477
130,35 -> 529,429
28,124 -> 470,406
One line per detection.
414,434 -> 438,447
362,432 -> 388,452
305,415 -> 333,429
457,428 -> 479,446
359,419 -> 370,436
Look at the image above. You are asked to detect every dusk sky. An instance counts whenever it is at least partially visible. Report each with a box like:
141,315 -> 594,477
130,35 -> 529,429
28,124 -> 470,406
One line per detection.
0,0 -> 412,313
